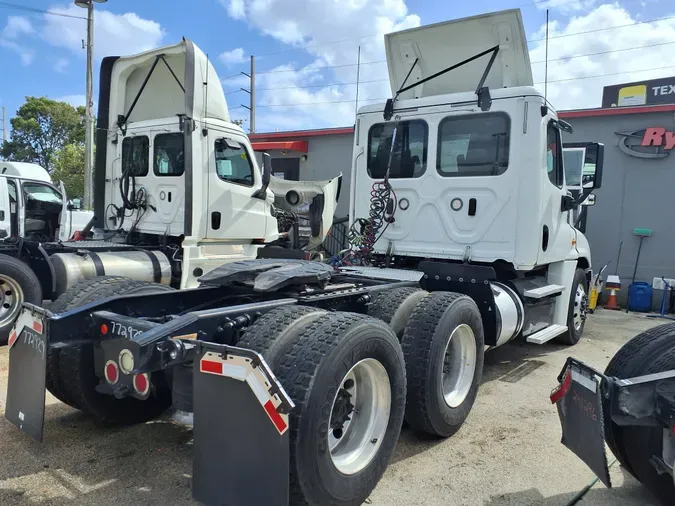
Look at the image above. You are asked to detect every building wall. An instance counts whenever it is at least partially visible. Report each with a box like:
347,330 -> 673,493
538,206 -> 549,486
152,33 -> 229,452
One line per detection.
267,133 -> 354,218
564,110 -> 675,306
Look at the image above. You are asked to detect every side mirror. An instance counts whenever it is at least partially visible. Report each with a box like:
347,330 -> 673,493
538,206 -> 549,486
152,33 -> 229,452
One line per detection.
586,143 -> 604,190
252,152 -> 272,200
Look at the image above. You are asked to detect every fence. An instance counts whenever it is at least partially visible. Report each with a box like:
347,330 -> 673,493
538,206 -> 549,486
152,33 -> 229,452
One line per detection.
323,216 -> 349,257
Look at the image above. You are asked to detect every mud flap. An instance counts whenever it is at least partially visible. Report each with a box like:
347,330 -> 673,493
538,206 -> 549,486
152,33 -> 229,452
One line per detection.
551,358 -> 611,487
5,306 -> 48,441
192,341 -> 293,506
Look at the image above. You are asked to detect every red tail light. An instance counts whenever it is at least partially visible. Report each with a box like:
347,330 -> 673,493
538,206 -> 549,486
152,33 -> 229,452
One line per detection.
104,360 -> 119,385
133,373 -> 150,396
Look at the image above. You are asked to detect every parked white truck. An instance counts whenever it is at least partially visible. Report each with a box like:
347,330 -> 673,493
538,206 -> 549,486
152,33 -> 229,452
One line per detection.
6,9 -> 603,506
0,161 -> 93,343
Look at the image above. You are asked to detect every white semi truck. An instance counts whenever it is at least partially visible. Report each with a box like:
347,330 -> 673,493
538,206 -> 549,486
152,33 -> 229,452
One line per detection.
0,161 -> 93,343
6,9 -> 603,506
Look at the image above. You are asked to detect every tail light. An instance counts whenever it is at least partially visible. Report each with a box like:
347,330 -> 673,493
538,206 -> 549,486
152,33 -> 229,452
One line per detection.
133,373 -> 150,396
118,349 -> 135,374
104,361 -> 119,385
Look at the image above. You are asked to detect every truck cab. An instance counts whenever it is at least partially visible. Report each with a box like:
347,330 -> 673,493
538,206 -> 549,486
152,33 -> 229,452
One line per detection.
0,161 -> 92,241
349,10 -> 603,345
92,40 -> 340,288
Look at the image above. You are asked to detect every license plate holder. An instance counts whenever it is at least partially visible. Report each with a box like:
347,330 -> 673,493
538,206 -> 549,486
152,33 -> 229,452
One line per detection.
5,306 -> 48,441
552,358 -> 612,488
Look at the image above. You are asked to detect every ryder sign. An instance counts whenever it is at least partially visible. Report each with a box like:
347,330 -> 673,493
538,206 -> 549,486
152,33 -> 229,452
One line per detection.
615,127 -> 674,159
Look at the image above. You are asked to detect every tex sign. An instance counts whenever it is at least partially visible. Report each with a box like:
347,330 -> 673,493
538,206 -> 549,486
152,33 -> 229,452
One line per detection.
615,127 -> 675,159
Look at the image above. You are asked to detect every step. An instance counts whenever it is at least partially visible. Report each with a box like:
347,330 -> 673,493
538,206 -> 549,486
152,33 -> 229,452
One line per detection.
525,324 -> 568,344
523,284 -> 565,299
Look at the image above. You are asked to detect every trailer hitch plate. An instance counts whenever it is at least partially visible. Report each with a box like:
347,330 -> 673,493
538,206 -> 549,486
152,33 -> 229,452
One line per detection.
552,358 -> 611,488
5,306 -> 48,441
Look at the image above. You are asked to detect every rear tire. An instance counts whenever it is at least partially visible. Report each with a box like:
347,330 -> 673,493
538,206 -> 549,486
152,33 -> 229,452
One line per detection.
268,312 -> 406,506
0,254 -> 42,345
619,342 -> 675,504
557,268 -> 588,345
604,323 -> 675,475
401,292 -> 484,437
237,305 -> 326,366
47,276 -> 174,423
368,287 -> 428,339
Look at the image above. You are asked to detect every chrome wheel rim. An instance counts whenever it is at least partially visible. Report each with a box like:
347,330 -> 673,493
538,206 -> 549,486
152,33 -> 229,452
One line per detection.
328,358 -> 391,475
573,284 -> 588,331
0,275 -> 23,328
442,324 -> 477,408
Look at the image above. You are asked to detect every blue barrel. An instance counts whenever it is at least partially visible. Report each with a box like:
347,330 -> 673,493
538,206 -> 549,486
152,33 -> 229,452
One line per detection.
628,282 -> 653,312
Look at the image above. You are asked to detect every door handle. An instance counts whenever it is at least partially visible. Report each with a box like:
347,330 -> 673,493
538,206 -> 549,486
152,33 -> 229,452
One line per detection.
211,212 -> 221,230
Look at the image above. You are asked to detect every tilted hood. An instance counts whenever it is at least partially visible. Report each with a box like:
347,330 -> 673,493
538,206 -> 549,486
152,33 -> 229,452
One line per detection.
385,9 -> 532,100
108,39 -> 229,129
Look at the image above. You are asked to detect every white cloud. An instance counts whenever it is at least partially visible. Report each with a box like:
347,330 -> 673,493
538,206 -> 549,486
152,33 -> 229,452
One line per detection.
0,16 -> 34,65
43,5 -> 165,59
53,57 -> 69,73
220,0 -> 420,130
55,94 -> 86,108
535,0 -> 596,13
220,47 -> 246,66
0,39 -> 34,66
3,16 -> 34,39
221,0 -> 246,20
528,4 -> 675,110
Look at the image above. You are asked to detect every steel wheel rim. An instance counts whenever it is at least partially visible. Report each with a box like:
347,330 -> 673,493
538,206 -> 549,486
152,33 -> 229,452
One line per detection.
0,275 -> 23,327
328,358 -> 391,475
442,324 -> 477,408
574,284 -> 587,331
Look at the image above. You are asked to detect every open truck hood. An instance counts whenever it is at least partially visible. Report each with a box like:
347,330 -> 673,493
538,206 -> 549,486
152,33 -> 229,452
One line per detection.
385,9 -> 532,100
108,39 -> 229,128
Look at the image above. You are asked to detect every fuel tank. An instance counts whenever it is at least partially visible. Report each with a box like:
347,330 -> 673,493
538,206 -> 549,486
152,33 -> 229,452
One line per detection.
51,250 -> 172,296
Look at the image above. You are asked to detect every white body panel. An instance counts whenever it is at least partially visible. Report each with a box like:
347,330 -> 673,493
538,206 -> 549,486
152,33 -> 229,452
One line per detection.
385,9 -> 532,100
353,88 -> 580,270
0,162 -> 51,183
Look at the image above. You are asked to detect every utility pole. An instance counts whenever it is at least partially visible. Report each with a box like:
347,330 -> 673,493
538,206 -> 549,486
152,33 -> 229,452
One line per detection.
75,0 -> 106,209
239,55 -> 256,133
1,107 -> 6,144
250,55 -> 255,134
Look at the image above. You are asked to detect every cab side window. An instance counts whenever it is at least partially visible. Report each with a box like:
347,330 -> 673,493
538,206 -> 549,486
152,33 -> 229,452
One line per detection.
154,133 -> 185,176
214,139 -> 254,186
122,136 -> 149,176
546,121 -> 564,188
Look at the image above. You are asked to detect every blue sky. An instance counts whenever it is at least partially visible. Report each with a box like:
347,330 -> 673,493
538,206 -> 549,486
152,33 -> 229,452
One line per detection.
0,0 -> 674,133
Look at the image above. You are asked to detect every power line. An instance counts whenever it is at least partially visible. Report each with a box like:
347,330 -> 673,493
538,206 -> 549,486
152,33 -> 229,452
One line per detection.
256,78 -> 388,92
250,63 -> 675,109
531,40 -> 675,64
257,97 -> 388,108
529,14 -> 675,43
0,1 -> 87,20
535,64 -> 675,84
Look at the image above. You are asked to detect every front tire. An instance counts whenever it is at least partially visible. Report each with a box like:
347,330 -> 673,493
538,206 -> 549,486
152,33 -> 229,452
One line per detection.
47,276 -> 174,424
271,312 -> 406,506
557,268 -> 588,345
401,292 -> 484,437
0,254 -> 42,345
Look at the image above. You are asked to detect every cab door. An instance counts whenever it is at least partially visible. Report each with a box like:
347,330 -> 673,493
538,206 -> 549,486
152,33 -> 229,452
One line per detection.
537,120 -> 574,265
206,134 -> 268,240
0,178 -> 11,239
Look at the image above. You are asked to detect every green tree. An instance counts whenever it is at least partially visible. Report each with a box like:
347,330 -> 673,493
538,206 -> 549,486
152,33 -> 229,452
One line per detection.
1,96 -> 85,172
52,144 -> 85,199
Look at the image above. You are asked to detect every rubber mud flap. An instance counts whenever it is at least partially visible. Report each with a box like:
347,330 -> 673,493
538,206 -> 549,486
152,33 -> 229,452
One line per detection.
553,359 -> 611,488
5,307 -> 48,441
192,341 -> 291,506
